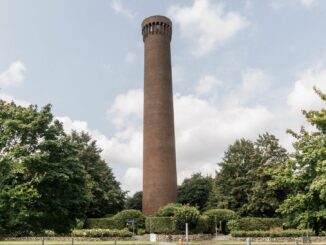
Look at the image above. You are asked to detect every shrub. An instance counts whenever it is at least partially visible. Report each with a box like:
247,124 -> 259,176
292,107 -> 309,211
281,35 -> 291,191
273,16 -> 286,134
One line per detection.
84,218 -> 118,229
85,209 -> 145,231
174,205 -> 200,231
231,229 -> 315,237
72,229 -> 132,237
227,217 -> 283,231
113,209 -> 145,230
145,217 -> 176,234
156,203 -> 182,217
203,209 -> 238,234
194,215 -> 210,234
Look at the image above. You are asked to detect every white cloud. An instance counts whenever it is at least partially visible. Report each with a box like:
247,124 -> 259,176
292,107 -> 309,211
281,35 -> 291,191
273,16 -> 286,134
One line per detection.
123,167 -> 142,195
287,66 -> 326,112
168,0 -> 249,56
125,52 -> 136,64
194,75 -> 222,95
0,93 -> 30,107
301,0 -> 315,7
110,0 -> 136,19
0,61 -> 26,88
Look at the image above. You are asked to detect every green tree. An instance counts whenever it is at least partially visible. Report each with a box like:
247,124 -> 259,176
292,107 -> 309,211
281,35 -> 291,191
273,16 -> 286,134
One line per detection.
178,173 -> 213,211
0,101 -> 89,235
208,135 -> 289,217
71,131 -> 125,218
243,133 -> 289,217
208,139 -> 257,215
125,191 -> 142,211
272,88 -> 326,235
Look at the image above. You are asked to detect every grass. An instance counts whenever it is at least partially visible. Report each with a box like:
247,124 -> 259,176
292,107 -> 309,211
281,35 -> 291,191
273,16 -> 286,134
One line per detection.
0,241 -> 153,245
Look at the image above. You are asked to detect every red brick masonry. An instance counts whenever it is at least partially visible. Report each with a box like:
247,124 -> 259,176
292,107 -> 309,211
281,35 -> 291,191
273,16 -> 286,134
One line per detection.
142,15 -> 177,215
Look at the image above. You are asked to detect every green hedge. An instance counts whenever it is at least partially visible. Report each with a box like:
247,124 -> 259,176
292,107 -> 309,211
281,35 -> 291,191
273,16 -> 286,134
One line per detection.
231,229 -> 315,237
227,217 -> 283,231
194,215 -> 210,234
145,217 -> 175,234
203,209 -> 238,234
85,209 -> 145,231
72,229 -> 132,237
85,218 -> 118,229
156,203 -> 182,217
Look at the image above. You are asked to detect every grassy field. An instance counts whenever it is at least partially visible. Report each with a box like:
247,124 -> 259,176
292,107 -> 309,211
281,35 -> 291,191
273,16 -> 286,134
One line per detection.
0,240 -> 324,245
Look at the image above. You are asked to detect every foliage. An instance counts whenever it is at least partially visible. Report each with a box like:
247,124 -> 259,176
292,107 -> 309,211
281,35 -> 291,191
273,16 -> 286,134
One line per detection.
85,209 -> 145,231
156,203 -> 182,217
71,132 -> 126,218
203,209 -> 238,234
194,215 -> 210,234
208,134 -> 289,217
178,173 -> 213,211
231,229 -> 315,237
84,218 -> 118,229
173,205 -> 200,231
271,88 -> 326,235
125,191 -> 142,211
0,101 -> 89,236
72,228 -> 132,237
145,217 -> 175,234
227,217 -> 283,231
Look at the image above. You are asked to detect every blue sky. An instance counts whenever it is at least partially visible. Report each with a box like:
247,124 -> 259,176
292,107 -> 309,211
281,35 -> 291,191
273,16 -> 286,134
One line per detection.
1,0 -> 326,194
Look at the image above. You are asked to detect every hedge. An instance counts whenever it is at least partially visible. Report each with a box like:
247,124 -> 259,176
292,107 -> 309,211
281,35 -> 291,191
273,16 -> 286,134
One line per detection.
227,217 -> 283,231
145,217 -> 175,234
85,209 -> 145,231
231,229 -> 315,237
85,218 -> 118,229
203,209 -> 238,234
194,215 -> 210,234
156,203 -> 182,217
72,229 -> 132,237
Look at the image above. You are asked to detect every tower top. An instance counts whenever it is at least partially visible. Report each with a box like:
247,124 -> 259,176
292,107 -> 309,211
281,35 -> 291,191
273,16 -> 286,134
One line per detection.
141,15 -> 172,42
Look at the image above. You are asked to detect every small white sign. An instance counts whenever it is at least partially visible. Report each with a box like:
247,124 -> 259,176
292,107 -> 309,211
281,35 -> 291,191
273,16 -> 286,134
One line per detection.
150,233 -> 157,242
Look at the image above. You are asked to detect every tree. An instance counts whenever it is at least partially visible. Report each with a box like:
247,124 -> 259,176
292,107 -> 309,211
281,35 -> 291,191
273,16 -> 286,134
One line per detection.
208,135 -> 289,217
272,88 -> 326,235
243,133 -> 289,217
125,191 -> 142,211
178,173 -> 213,211
71,131 -> 126,218
0,101 -> 89,235
208,139 -> 258,215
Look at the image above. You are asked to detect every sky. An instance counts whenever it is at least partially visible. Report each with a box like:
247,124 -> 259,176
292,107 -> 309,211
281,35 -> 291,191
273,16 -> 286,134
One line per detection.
1,0 -> 326,195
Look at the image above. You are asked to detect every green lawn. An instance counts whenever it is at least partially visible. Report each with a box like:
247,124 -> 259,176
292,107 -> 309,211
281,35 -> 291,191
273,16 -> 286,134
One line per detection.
0,241 -> 153,245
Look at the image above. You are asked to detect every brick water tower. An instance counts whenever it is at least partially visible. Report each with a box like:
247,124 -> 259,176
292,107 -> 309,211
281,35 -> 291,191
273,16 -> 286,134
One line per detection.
142,15 -> 177,215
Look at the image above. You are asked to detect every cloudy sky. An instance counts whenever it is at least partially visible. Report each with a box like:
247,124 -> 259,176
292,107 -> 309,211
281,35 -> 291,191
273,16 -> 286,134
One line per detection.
1,0 -> 326,195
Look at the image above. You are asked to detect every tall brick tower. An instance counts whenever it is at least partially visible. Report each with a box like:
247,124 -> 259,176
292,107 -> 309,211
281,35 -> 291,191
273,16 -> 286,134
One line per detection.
142,15 -> 177,215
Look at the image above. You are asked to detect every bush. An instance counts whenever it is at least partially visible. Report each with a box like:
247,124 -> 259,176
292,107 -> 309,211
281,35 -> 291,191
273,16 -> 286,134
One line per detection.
156,203 -> 182,217
227,217 -> 283,231
145,217 -> 176,234
84,218 -> 118,229
85,209 -> 145,232
203,209 -> 238,234
231,229 -> 315,237
72,229 -> 132,237
113,209 -> 145,230
174,205 -> 200,231
194,215 -> 210,234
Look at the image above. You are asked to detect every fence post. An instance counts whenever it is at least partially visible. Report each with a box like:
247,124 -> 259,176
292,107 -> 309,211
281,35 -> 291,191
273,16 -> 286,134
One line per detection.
42,237 -> 44,245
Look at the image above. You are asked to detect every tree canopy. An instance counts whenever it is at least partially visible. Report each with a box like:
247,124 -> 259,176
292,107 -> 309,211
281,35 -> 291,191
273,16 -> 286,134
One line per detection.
271,88 -> 326,235
0,101 -> 89,235
178,173 -> 213,211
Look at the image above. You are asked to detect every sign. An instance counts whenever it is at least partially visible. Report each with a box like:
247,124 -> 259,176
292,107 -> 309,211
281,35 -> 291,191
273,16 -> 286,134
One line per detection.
150,233 -> 157,242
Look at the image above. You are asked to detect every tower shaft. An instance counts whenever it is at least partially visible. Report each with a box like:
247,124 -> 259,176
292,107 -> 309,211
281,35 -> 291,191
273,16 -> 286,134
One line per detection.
142,16 -> 177,215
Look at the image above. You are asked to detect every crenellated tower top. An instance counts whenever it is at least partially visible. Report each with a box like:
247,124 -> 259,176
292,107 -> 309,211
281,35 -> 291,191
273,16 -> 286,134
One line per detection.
141,15 -> 172,42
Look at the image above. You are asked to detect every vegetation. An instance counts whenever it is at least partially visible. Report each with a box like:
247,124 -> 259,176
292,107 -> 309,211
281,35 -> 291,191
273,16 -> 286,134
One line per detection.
0,102 -> 89,236
72,132 -> 126,218
231,229 -> 316,237
271,88 -> 326,235
125,191 -> 142,211
178,173 -> 213,211
203,209 -> 238,234
227,217 -> 283,231
72,229 -> 132,237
